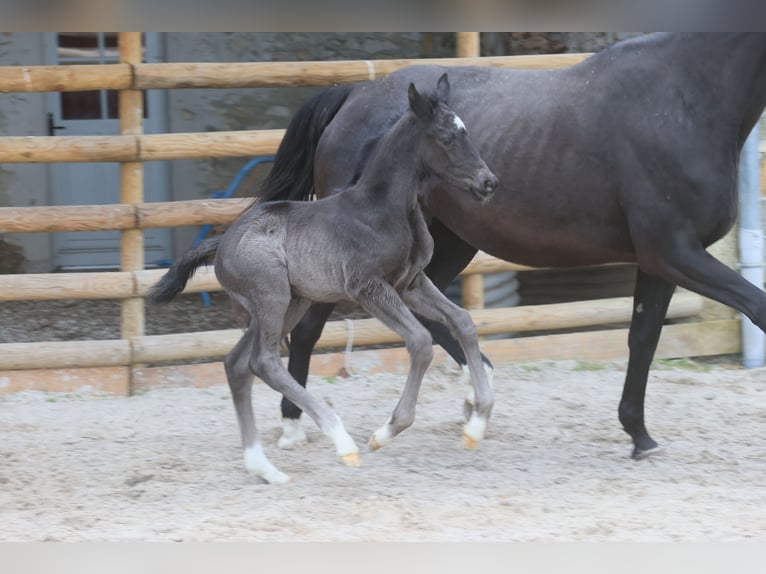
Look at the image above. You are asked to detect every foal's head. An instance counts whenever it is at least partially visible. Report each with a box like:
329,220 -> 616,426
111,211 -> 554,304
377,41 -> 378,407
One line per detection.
409,73 -> 498,202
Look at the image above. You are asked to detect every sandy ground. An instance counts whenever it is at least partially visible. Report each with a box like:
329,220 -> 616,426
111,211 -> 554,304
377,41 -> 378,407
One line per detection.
1,358 -> 766,541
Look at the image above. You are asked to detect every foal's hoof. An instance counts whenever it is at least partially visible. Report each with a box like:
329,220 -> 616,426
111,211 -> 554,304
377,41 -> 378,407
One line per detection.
340,452 -> 361,467
462,413 -> 488,450
261,470 -> 292,485
369,424 -> 393,451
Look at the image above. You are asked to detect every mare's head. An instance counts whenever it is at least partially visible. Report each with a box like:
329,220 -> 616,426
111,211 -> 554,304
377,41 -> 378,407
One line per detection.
409,73 -> 497,202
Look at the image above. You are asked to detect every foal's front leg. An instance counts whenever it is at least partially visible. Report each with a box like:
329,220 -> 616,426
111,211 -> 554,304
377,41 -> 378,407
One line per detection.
400,272 -> 494,448
349,279 -> 434,450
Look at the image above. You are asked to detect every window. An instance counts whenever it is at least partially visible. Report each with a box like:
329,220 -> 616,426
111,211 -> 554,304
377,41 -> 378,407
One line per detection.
57,33 -> 146,120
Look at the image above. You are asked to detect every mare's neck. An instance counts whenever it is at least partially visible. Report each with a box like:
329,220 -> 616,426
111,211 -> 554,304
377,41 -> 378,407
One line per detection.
688,34 -> 766,147
356,113 -> 425,212
660,34 -> 766,148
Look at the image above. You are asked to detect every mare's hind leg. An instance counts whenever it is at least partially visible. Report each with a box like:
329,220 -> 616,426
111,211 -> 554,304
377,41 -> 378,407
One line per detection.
348,280 -> 434,450
224,327 -> 290,484
628,224 -> 766,457
619,269 -> 676,459
279,302 -> 336,449
401,272 -> 494,448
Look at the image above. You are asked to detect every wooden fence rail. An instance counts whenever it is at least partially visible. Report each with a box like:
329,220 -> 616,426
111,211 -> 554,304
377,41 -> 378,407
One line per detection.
0,251 -> 541,301
0,130 -> 285,163
0,33 -> 738,394
0,198 -> 253,233
0,293 -> 703,371
0,54 -> 589,94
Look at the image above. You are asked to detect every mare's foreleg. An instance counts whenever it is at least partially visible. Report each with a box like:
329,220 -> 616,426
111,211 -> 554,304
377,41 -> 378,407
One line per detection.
619,269 -> 676,459
278,302 -> 336,449
401,272 -> 494,448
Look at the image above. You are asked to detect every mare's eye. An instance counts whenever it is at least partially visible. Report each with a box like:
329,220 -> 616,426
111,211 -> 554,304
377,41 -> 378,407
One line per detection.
441,135 -> 454,146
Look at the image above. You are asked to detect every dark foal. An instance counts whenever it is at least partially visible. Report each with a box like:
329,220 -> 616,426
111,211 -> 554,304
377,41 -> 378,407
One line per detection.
149,74 -> 498,483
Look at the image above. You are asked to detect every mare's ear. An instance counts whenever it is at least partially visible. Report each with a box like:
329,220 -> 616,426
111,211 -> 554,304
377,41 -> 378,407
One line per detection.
408,82 -> 433,122
436,73 -> 450,104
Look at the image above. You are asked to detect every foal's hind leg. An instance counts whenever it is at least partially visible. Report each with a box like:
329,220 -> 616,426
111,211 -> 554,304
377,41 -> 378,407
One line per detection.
620,269 -> 676,458
246,309 -> 360,468
401,272 -> 494,448
224,327 -> 290,484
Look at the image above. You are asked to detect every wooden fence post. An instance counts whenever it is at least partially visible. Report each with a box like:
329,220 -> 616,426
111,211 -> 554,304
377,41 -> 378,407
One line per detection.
456,32 -> 481,58
455,33 -> 485,310
119,33 -> 145,389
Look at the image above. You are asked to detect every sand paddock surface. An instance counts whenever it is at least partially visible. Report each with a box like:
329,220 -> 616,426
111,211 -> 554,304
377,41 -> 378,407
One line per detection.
2,358 -> 765,541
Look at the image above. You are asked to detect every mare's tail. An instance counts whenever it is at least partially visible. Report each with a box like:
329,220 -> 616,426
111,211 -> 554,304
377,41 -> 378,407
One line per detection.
255,83 -> 354,204
148,238 -> 220,304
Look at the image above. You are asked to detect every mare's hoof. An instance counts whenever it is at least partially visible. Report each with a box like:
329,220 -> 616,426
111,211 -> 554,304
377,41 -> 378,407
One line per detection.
630,432 -> 659,460
462,434 -> 478,449
340,452 -> 361,467
631,444 -> 662,460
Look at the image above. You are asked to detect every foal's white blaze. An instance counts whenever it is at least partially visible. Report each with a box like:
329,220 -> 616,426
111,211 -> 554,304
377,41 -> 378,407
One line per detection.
243,443 -> 291,485
453,113 -> 467,132
277,417 -> 307,449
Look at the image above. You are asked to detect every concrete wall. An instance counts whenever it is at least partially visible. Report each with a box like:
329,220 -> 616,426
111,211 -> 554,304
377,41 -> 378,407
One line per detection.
0,33 -> 51,272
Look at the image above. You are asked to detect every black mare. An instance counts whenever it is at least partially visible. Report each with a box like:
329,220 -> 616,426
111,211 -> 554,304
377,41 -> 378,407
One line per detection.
257,33 -> 766,458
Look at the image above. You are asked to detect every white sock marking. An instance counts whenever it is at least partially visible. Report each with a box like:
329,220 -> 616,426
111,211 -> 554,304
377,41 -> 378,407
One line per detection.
464,412 -> 488,442
328,416 -> 358,456
277,417 -> 307,449
371,418 -> 394,449
243,443 -> 290,485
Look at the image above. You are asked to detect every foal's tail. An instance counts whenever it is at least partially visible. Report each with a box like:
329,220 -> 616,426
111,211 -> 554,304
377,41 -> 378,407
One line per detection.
147,238 -> 220,305
254,83 -> 354,204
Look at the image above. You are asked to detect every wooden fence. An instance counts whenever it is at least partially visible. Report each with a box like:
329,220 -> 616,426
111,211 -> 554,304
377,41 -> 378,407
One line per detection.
0,33 -> 740,395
